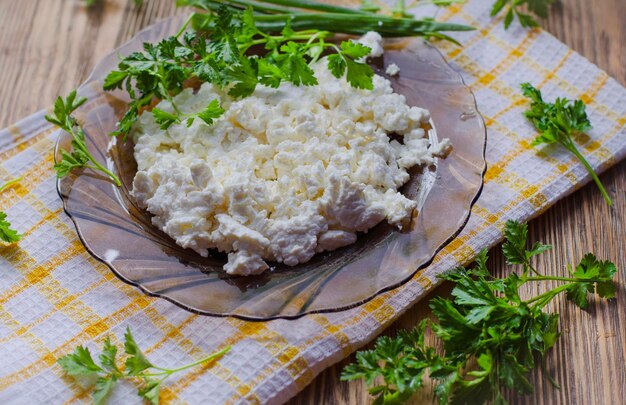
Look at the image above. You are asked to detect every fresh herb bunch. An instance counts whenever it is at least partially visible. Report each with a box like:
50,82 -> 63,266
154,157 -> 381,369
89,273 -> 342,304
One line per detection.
45,91 -> 122,186
490,0 -> 555,29
104,0 -> 473,138
0,177 -> 23,244
58,327 -> 230,405
341,220 -> 618,405
521,83 -> 613,206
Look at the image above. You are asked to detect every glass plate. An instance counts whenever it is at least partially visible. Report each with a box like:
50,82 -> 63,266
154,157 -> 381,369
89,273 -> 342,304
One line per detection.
55,16 -> 486,320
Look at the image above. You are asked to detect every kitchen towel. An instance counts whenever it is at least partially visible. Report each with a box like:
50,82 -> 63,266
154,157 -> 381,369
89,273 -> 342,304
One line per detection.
0,0 -> 625,403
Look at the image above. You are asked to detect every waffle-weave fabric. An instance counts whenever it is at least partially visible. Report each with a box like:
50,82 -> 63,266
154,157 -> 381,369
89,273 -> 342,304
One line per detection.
0,1 -> 624,404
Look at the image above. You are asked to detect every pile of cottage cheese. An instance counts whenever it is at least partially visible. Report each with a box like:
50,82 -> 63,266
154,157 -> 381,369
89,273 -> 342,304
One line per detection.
131,36 -> 448,276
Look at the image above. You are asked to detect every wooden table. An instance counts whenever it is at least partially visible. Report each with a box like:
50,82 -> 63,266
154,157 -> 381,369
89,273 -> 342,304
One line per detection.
1,1 -> 623,404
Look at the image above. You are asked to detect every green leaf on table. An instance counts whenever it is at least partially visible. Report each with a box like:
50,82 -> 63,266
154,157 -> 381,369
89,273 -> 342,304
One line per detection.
138,379 -> 161,405
58,346 -> 103,377
0,211 -> 21,244
502,220 -> 551,266
124,327 -> 154,375
566,253 -> 618,309
344,220 -> 619,404
93,376 -> 117,405
99,337 -> 121,374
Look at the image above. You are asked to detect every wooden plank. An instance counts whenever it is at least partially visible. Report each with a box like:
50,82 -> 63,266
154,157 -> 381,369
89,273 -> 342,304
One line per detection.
0,1 -> 623,404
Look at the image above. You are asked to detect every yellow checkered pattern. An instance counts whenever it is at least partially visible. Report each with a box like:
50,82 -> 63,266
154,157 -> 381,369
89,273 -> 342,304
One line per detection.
0,1 -> 624,403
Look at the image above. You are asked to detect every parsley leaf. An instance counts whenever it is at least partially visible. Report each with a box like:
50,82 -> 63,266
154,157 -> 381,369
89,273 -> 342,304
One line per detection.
152,108 -> 180,130
521,83 -> 612,206
93,377 -> 117,405
138,379 -> 161,405
0,212 -> 21,244
502,220 -> 551,273
227,59 -> 260,98
566,253 -> 618,309
58,346 -> 103,377
58,327 -> 231,405
196,99 -> 225,126
343,220 -> 618,404
124,327 -> 154,375
326,41 -> 374,90
99,337 -> 121,375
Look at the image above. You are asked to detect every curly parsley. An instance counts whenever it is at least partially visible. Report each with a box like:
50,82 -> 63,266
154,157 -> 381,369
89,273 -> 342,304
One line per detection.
342,220 -> 618,404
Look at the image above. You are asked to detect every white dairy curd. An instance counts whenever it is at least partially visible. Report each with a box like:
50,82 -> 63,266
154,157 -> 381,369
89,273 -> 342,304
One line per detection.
386,63 -> 401,76
131,48 -> 448,275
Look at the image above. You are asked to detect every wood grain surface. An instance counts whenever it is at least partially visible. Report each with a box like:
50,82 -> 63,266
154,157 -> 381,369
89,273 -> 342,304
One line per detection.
0,1 -> 623,404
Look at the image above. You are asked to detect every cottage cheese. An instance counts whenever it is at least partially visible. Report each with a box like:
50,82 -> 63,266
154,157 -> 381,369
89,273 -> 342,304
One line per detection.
386,63 -> 401,76
131,52 -> 447,276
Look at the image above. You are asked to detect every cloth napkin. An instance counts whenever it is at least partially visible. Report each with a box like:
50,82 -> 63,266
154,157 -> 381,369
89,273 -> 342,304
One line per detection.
0,1 -> 624,404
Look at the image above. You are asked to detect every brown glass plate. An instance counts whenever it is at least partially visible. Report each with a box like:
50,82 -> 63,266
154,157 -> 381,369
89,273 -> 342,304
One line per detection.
55,16 -> 486,320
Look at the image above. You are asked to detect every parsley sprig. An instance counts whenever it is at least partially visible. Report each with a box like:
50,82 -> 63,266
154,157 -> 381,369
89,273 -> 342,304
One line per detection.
58,327 -> 231,405
491,0 -> 555,29
0,177 -> 22,244
342,220 -> 618,405
45,91 -> 122,186
521,83 -> 613,206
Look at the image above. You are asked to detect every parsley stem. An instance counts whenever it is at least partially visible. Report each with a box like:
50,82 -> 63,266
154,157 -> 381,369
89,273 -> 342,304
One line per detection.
525,285 -> 569,308
73,132 -> 122,186
175,13 -> 196,38
150,345 -> 231,374
565,141 -> 612,206
0,177 -> 22,193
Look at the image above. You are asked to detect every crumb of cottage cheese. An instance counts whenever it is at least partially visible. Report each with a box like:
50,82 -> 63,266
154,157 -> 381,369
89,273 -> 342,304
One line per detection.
386,63 -> 400,76
356,31 -> 384,58
131,48 -> 448,276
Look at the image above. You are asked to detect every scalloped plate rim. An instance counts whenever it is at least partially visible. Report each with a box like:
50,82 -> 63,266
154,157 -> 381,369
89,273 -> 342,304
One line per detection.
55,15 -> 487,321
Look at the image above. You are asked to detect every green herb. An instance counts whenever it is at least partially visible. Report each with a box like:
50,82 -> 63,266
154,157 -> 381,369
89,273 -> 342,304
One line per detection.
0,210 -> 21,244
521,83 -> 612,206
0,177 -> 23,244
491,0 -> 555,29
58,327 -> 230,405
342,220 -> 618,405
104,7 -> 380,137
45,91 -> 122,187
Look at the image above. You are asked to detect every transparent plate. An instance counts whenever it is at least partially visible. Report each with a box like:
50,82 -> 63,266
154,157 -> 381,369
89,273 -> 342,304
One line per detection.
55,16 -> 486,320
